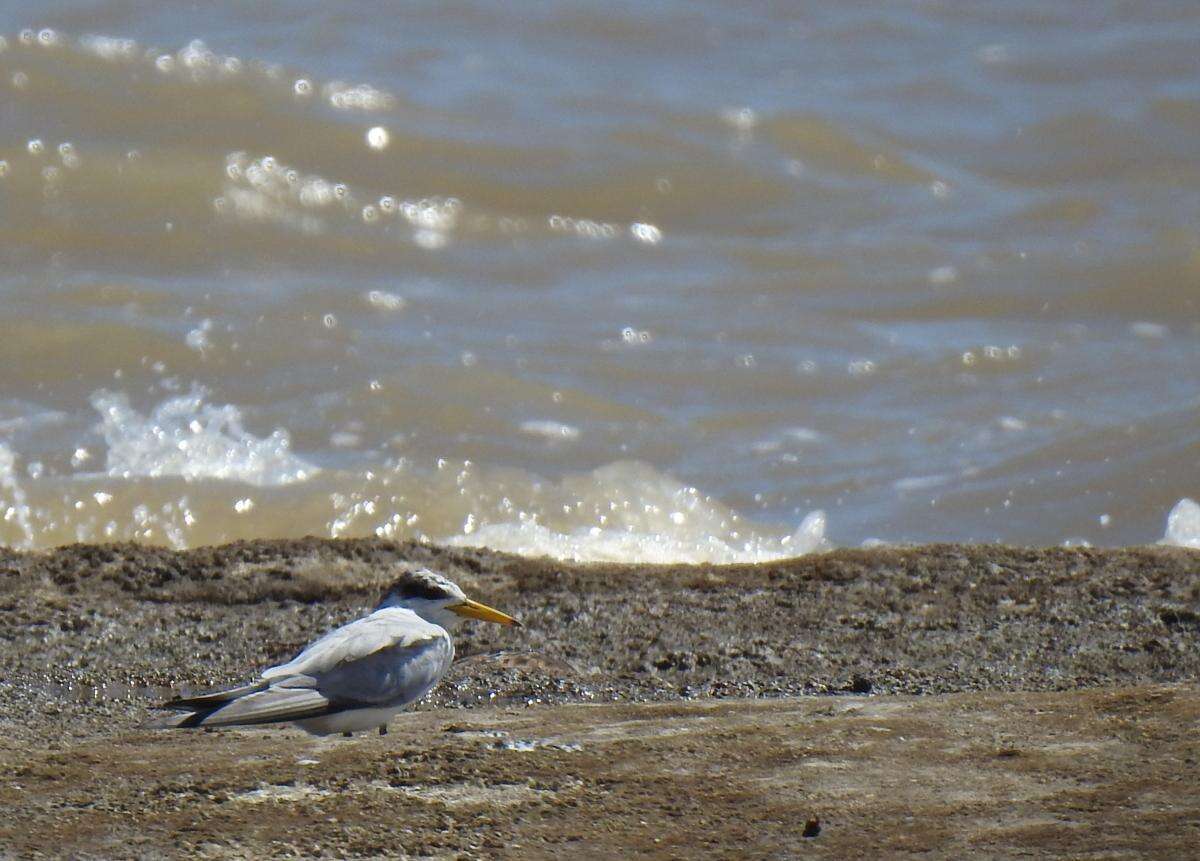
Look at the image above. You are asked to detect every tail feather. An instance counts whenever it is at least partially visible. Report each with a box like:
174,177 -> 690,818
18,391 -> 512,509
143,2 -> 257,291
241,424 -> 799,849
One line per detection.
153,686 -> 333,730
146,710 -> 210,729
160,680 -> 269,711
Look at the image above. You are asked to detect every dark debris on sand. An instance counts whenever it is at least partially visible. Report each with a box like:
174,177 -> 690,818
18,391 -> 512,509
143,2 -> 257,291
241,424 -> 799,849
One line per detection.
1,540 -> 1197,728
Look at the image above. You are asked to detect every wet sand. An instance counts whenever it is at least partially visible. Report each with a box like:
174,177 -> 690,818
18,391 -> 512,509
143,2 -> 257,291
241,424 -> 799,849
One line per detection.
1,540 -> 1198,858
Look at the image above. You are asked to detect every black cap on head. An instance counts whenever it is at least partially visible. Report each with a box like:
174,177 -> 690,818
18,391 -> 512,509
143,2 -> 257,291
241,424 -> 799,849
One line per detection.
379,567 -> 459,606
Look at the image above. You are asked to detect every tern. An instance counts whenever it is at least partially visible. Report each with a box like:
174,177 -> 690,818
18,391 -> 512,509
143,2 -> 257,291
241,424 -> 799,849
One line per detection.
153,568 -> 519,736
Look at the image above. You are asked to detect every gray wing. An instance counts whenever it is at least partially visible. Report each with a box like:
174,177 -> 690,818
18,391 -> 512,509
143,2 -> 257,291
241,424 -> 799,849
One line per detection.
313,634 -> 453,707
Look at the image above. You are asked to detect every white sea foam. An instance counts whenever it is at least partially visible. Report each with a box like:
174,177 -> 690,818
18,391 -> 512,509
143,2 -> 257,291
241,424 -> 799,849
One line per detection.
0,451 -> 829,557
90,389 -> 318,487
441,461 -> 828,564
447,510 -> 826,565
1161,498 -> 1200,549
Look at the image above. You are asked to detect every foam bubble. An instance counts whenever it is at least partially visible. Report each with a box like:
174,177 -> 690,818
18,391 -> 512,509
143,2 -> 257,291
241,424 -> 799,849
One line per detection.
328,82 -> 394,111
365,289 -> 406,311
1130,321 -> 1168,340
58,141 -> 81,169
79,34 -> 139,61
519,420 -> 581,441
185,319 -> 214,354
366,126 -> 389,150
414,228 -> 448,249
894,474 -> 950,492
720,106 -> 758,131
630,222 -> 663,245
928,265 -> 958,285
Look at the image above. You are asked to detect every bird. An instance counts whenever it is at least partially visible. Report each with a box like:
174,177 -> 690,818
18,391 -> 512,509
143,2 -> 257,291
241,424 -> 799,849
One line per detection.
152,568 -> 519,736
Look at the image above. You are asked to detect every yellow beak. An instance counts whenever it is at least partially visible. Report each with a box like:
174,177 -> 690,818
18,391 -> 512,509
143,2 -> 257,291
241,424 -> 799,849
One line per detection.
451,598 -> 520,627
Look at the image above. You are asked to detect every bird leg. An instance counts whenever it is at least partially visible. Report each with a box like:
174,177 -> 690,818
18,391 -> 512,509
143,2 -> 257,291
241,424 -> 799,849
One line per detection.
379,724 -> 388,736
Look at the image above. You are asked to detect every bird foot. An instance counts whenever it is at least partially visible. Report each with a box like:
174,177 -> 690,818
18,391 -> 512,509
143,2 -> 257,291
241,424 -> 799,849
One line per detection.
379,725 -> 388,736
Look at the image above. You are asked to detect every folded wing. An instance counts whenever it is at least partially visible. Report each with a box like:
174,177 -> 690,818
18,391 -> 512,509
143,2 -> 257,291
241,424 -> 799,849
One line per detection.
262,608 -> 447,681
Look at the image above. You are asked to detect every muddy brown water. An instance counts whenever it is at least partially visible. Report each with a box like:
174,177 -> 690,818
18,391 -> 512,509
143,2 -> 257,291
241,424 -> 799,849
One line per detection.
1,6 -> 1200,556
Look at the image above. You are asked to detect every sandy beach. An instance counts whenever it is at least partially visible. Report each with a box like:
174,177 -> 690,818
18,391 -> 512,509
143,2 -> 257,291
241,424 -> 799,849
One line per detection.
1,540 -> 1197,858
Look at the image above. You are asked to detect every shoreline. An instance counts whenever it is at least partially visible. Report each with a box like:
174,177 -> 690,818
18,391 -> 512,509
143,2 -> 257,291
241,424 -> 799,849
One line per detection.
1,539 -> 1197,857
